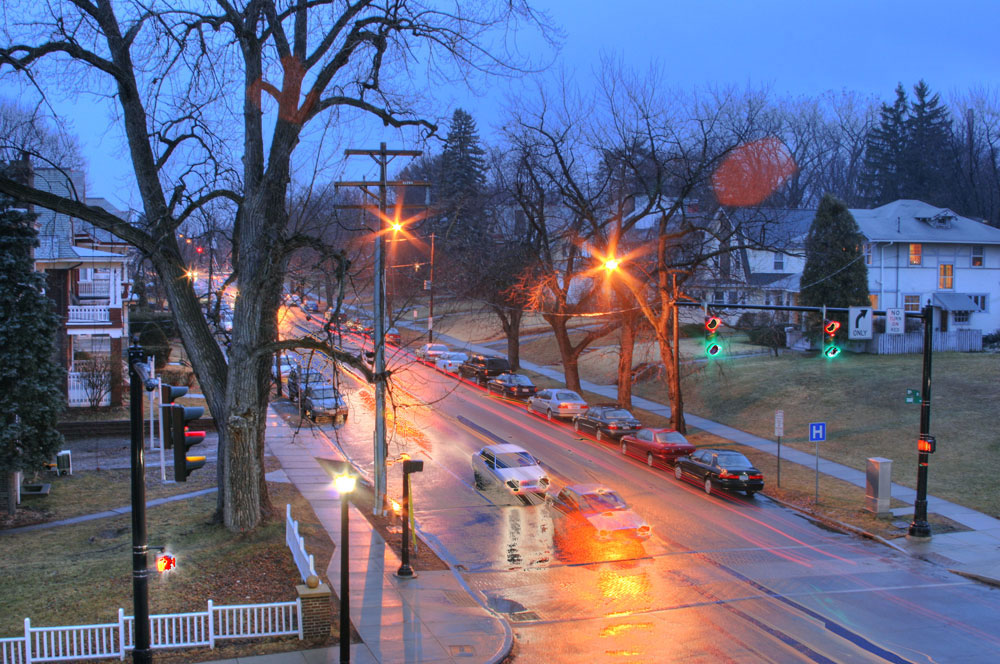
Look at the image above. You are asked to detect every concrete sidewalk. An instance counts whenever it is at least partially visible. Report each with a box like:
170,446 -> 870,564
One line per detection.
422,324 -> 1000,588
202,405 -> 512,664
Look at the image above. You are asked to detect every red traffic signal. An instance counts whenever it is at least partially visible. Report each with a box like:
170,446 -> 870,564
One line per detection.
195,246 -> 204,254
704,316 -> 721,332
823,320 -> 841,335
155,553 -> 177,573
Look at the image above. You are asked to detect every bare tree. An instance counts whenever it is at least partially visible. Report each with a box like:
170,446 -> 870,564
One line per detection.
79,355 -> 118,410
0,0 -> 552,532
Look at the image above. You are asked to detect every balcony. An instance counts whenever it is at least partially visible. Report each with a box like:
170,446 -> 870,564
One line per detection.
77,280 -> 112,298
68,305 -> 112,324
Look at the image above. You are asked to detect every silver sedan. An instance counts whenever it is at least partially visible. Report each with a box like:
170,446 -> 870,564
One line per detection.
527,388 -> 589,419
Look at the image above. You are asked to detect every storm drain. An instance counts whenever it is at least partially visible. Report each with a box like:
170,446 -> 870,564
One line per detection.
508,610 -> 541,622
443,590 -> 480,607
448,645 -> 476,657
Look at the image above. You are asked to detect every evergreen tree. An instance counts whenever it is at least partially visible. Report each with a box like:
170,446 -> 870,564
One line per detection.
0,191 -> 65,514
440,109 -> 488,242
800,194 -> 870,323
861,84 -> 909,205
904,80 -> 954,205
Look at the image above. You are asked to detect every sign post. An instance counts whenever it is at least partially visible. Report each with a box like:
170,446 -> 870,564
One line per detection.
774,410 -> 784,487
809,422 -> 827,503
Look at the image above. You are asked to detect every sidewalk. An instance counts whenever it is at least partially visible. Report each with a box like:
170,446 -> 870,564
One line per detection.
203,405 -> 512,664
422,324 -> 1000,587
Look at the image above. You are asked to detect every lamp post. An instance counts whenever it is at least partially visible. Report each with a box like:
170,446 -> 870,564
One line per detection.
334,473 -> 357,663
396,459 -> 424,578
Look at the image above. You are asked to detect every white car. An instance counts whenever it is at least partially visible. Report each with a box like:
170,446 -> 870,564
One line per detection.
416,343 -> 449,359
528,389 -> 589,419
471,444 -> 549,494
550,484 -> 651,541
434,351 -> 468,373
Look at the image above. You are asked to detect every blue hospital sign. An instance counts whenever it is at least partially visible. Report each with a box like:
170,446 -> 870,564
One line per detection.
809,422 -> 826,442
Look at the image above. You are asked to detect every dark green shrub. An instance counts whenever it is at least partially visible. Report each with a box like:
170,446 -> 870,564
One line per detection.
139,324 -> 171,370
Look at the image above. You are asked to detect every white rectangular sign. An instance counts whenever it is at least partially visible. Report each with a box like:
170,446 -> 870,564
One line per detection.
775,410 -> 784,437
886,307 -> 905,335
849,306 -> 873,340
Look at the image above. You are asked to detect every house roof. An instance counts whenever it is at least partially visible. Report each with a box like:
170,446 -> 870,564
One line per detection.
724,208 -> 814,249
932,293 -> 979,311
853,200 -> 1000,245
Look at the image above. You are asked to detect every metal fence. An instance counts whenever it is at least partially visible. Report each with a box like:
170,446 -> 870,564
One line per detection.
1,600 -> 301,663
285,503 -> 317,582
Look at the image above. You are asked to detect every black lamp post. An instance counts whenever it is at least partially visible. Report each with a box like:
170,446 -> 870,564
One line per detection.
396,459 -> 424,578
334,473 -> 357,663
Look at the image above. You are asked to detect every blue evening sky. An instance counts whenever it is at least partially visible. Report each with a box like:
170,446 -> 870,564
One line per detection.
38,0 -> 1000,210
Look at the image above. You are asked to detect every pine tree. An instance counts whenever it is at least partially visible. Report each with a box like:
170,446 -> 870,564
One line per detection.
0,191 -> 65,514
861,84 -> 909,205
904,80 -> 954,206
439,109 -> 488,242
800,194 -> 870,320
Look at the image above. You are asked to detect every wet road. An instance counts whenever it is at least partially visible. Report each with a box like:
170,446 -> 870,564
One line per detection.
285,315 -> 1000,663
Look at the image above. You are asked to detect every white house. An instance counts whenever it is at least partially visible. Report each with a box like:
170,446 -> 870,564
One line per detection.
701,200 -> 1000,338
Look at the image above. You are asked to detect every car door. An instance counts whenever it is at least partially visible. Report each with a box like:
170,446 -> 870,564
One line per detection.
632,429 -> 653,458
531,390 -> 550,413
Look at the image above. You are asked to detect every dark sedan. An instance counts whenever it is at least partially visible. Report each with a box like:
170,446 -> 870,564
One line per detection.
674,448 -> 764,497
620,428 -> 695,468
573,406 -> 642,441
486,373 -> 538,399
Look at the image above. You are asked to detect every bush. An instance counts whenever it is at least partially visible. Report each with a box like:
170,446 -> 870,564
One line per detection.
129,310 -> 177,339
984,330 -> 1000,347
139,324 -> 171,370
160,367 -> 196,388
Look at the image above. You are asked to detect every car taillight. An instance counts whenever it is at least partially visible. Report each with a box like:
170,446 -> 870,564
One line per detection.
607,423 -> 619,429
539,477 -> 550,486
637,525 -> 651,535
598,530 -> 610,539
748,474 -> 763,480
559,403 -> 572,408
719,469 -> 735,479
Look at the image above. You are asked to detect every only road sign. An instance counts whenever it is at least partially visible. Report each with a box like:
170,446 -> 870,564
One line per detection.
809,422 -> 827,442
849,306 -> 873,340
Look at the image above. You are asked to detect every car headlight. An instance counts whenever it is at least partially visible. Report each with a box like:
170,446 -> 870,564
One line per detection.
539,476 -> 550,486
506,479 -> 520,491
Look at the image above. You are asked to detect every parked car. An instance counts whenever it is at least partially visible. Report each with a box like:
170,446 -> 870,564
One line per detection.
674,448 -> 765,497
458,354 -> 511,384
272,353 -> 296,382
435,351 -> 468,373
287,366 -> 325,400
528,389 -> 588,420
300,384 -> 348,423
620,428 -> 695,468
471,444 -> 549,495
573,406 -> 642,441
385,327 -> 401,345
549,484 -> 651,541
486,373 -> 538,399
416,343 -> 449,359
304,301 -> 320,313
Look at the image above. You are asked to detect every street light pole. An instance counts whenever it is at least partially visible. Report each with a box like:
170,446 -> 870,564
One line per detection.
396,459 -> 424,578
128,344 -> 155,664
334,473 -> 357,663
427,232 -> 435,344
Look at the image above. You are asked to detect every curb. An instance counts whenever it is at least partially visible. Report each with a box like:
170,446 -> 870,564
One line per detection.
947,568 -> 1000,589
764,493 -> 911,555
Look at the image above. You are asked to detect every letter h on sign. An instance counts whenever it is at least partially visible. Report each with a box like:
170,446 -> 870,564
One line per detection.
809,422 -> 826,442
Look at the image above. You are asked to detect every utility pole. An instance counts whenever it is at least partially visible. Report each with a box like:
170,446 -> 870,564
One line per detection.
337,144 -> 425,514
428,232 -> 435,344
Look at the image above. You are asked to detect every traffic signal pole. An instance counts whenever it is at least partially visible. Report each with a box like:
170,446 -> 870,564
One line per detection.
128,344 -> 157,664
909,304 -> 934,537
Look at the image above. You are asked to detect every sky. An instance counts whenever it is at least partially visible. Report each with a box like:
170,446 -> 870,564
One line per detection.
26,0 -> 1000,211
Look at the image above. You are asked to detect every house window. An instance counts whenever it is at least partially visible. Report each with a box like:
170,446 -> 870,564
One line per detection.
863,243 -> 873,266
904,295 -> 921,312
909,243 -> 922,265
938,264 -> 954,290
953,311 -> 970,324
971,245 -> 984,267
728,290 -> 740,304
869,294 -> 879,309
713,290 -> 724,304
773,253 -> 784,271
971,294 -> 988,312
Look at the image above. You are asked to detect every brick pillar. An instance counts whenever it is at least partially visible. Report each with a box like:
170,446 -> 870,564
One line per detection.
296,576 -> 332,641
110,337 -> 124,406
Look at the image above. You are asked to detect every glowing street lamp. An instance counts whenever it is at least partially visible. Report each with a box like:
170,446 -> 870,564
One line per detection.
603,257 -> 621,273
334,472 -> 357,663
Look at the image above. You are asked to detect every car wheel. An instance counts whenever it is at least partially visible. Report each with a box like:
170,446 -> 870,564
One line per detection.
573,419 -> 580,432
647,452 -> 654,467
473,471 -> 484,490
704,477 -> 713,495
746,490 -> 756,498
596,429 -> 603,442
546,408 -> 553,420
621,441 -> 627,456
674,464 -> 683,480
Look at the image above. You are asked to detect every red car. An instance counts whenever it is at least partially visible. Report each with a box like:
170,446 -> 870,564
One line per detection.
619,428 -> 695,469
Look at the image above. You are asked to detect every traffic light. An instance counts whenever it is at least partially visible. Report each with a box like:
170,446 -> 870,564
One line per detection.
918,434 -> 936,454
171,403 -> 206,482
704,315 -> 722,358
822,319 -> 841,359
160,384 -> 189,449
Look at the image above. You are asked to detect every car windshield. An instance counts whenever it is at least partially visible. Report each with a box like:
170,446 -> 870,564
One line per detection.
493,452 -> 538,469
509,375 -> 533,386
580,490 -> 628,513
555,391 -> 582,402
604,409 -> 633,420
429,345 -> 447,353
716,452 -> 752,467
446,353 -> 467,361
310,388 -> 339,400
655,431 -> 688,444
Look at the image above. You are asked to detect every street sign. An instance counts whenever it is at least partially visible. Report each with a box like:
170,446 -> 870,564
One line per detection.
774,410 -> 784,437
848,306 -> 873,340
886,307 -> 905,335
905,389 -> 921,404
809,422 -> 826,442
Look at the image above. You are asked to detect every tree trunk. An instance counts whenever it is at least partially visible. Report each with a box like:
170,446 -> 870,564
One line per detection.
496,307 -> 523,370
657,327 -> 686,434
616,312 -> 638,408
548,315 -> 583,392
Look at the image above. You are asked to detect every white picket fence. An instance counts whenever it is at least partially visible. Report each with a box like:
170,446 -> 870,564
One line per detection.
0,600 -> 301,663
285,504 -> 317,582
872,329 -> 983,354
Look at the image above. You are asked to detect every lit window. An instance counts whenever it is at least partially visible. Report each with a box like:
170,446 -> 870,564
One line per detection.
863,243 -> 873,265
909,244 -> 922,265
868,294 -> 878,309
938,264 -> 953,290
971,245 -> 984,267
773,253 -> 784,271
904,295 -> 921,312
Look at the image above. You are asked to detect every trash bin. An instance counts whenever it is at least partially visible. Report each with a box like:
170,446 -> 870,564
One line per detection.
56,450 -> 72,476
